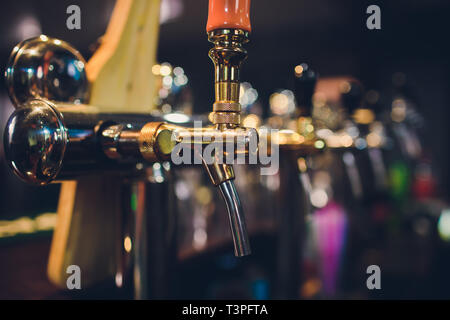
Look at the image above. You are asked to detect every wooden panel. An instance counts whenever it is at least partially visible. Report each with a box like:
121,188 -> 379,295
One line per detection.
48,0 -> 161,288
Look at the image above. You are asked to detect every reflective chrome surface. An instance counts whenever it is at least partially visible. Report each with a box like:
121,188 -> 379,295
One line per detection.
3,34 -> 256,260
3,99 -> 67,185
208,29 -> 249,126
5,35 -> 88,108
218,180 -> 251,256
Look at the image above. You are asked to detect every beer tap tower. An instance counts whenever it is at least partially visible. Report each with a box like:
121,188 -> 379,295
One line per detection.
3,0 -> 257,298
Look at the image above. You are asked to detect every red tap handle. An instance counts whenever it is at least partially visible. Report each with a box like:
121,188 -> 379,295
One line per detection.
206,0 -> 251,33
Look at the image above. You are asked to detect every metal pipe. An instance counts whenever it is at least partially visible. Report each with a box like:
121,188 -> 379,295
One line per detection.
218,180 -> 251,257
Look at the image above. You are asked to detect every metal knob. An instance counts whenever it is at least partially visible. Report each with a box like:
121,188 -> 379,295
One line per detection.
3,99 -> 67,185
5,35 -> 88,108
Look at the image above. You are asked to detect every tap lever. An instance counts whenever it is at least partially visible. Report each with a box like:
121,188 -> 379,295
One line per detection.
207,0 -> 252,127
206,0 -> 251,33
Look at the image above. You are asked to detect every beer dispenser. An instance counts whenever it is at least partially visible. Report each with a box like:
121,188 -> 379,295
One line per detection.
3,0 -> 258,298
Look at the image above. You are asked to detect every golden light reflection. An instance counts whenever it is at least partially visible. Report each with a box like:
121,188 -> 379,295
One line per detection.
242,114 -> 261,128
340,134 -> 353,147
152,64 -> 161,75
339,81 -> 351,94
124,236 -> 132,253
270,93 -> 289,115
301,278 -> 322,298
367,132 -> 381,147
297,157 -> 307,173
208,112 -> 214,123
325,133 -> 353,148
353,108 -> 375,125
195,186 -> 212,206
325,135 -> 342,148
270,90 -> 295,115
276,130 -> 305,145
294,64 -> 304,76
0,213 -> 56,238
160,63 -> 172,76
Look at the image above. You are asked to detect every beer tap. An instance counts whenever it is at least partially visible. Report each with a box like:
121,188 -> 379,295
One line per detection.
202,0 -> 255,256
339,79 -> 390,202
259,64 -> 324,298
3,0 -> 257,259
297,76 -> 368,298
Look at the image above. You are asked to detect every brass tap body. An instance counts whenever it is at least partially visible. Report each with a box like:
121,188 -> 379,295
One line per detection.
208,29 -> 249,127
